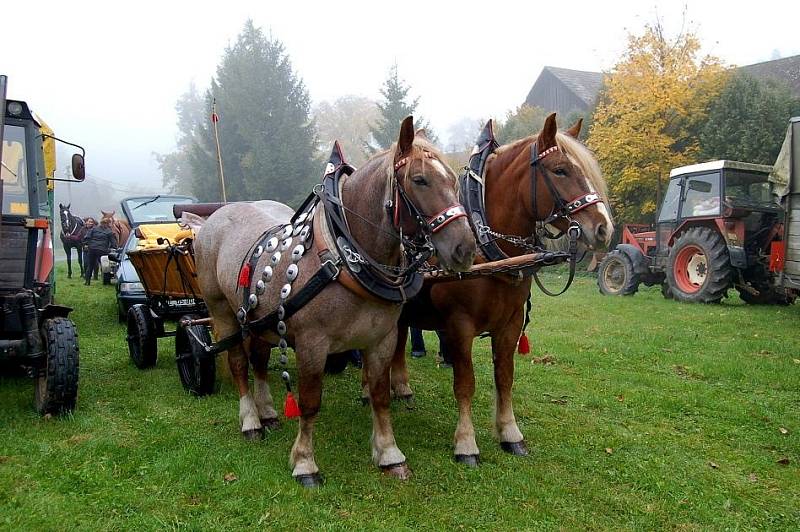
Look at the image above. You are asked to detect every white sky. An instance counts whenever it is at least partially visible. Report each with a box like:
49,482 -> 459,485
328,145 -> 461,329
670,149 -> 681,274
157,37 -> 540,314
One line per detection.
3,0 -> 799,191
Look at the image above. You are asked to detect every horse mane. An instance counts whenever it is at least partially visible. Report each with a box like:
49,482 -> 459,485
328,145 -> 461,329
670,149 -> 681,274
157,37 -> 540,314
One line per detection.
493,132 -> 609,203
357,138 -> 457,187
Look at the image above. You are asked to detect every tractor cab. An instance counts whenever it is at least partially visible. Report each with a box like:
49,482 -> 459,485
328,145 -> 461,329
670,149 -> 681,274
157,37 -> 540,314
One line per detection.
1,77 -> 86,415
654,161 -> 780,268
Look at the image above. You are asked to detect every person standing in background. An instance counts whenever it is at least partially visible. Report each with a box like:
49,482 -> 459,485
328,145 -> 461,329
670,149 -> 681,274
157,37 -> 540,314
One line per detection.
82,217 -> 114,286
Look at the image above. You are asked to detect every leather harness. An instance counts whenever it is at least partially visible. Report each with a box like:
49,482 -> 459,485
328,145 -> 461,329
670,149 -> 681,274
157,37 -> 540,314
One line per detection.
205,142 -> 466,355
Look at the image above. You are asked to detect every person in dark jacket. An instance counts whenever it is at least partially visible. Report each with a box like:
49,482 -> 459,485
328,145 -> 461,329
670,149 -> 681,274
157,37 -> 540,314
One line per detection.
82,217 -> 115,285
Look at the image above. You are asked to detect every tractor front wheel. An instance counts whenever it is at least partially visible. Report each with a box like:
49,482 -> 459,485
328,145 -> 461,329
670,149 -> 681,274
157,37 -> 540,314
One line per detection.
667,227 -> 732,303
35,318 -> 80,415
128,304 -> 158,368
597,250 -> 640,296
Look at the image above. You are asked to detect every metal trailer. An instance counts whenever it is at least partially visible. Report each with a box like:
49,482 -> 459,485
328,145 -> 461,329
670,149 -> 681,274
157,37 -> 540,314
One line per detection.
776,117 -> 800,293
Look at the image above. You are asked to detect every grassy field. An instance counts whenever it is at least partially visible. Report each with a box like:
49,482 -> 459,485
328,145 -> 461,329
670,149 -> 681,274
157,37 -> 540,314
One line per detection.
1,265 -> 798,530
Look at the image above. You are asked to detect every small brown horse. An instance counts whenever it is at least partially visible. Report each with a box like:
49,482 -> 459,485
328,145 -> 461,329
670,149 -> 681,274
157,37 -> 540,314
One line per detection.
194,117 -> 476,486
100,210 -> 131,247
386,113 -> 614,464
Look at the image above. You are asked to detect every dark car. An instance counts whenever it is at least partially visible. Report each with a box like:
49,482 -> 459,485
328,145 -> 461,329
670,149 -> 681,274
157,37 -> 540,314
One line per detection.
113,231 -> 146,321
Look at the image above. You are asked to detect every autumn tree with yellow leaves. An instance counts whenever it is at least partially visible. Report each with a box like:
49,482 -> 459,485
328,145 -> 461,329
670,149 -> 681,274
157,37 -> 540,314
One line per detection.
588,22 -> 727,223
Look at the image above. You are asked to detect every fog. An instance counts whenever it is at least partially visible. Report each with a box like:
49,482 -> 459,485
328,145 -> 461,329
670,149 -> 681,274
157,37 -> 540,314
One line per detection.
3,0 -> 798,195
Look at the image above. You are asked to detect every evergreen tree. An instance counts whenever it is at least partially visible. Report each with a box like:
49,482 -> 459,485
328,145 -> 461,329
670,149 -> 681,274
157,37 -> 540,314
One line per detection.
156,82 -> 204,195
700,73 -> 800,165
164,20 -> 318,205
366,64 -> 435,153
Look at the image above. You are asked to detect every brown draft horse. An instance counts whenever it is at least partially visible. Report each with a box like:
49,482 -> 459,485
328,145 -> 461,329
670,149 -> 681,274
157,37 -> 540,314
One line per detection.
100,210 -> 131,247
194,117 -> 476,486
386,113 -> 614,465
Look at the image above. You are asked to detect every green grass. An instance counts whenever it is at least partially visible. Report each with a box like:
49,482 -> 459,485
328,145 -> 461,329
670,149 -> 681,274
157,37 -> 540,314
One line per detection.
1,265 -> 798,530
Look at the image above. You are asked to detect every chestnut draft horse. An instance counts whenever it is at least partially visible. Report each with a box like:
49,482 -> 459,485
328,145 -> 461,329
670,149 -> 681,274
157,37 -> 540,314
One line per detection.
194,117 -> 475,487
387,113 -> 614,465
100,210 -> 131,247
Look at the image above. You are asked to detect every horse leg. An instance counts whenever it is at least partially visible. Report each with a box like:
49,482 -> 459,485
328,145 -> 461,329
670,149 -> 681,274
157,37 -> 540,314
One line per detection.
77,244 -> 84,277
250,339 -> 279,431
492,313 -> 527,456
390,323 -> 414,406
448,322 -> 480,467
228,343 -> 262,441
364,331 -> 411,479
290,345 -> 326,487
65,245 -> 72,278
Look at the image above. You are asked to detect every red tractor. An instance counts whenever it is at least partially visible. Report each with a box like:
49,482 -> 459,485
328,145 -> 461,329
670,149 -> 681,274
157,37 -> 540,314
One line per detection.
598,148 -> 799,304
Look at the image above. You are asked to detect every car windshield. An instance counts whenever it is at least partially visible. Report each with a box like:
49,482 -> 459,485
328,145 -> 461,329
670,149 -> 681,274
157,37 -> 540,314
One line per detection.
1,125 -> 30,216
122,196 -> 194,225
724,170 -> 777,207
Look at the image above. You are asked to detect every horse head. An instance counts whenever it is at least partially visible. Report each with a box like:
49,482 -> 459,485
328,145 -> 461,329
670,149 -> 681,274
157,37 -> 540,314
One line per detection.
391,116 -> 475,272
488,113 -> 614,251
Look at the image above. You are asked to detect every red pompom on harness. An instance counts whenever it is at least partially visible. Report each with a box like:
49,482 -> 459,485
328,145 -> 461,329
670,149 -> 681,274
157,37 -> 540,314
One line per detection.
237,263 -> 252,288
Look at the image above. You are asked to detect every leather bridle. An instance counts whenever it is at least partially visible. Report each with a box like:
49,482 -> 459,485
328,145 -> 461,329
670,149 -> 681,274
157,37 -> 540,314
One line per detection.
529,142 -> 600,296
390,151 -> 467,241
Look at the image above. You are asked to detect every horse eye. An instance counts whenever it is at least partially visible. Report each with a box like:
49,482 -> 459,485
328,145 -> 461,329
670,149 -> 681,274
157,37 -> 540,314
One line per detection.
412,176 -> 428,186
553,168 -> 567,177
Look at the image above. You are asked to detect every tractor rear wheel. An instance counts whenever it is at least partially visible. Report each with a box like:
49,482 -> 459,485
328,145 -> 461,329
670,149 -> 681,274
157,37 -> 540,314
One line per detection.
175,315 -> 216,396
127,304 -> 158,368
667,227 -> 732,303
35,318 -> 80,415
597,250 -> 640,296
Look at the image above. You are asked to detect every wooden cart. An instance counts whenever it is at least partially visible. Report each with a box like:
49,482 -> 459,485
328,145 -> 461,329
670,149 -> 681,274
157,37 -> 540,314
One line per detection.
125,240 -> 216,396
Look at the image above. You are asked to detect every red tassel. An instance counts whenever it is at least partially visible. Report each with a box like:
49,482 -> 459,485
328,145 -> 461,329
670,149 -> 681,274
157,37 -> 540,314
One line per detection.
237,263 -> 251,287
518,333 -> 530,355
284,392 -> 301,419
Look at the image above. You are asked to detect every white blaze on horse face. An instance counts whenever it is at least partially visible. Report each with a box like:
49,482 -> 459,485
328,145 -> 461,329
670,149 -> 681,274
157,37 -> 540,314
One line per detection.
582,174 -> 613,239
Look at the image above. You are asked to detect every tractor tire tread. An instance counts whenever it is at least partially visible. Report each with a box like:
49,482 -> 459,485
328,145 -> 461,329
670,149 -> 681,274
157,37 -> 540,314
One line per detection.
667,227 -> 732,304
36,318 -> 80,415
597,249 -> 640,296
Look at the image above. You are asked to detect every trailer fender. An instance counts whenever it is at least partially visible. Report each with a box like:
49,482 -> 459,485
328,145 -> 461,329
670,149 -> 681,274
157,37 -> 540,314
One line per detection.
40,304 -> 73,321
615,244 -> 650,275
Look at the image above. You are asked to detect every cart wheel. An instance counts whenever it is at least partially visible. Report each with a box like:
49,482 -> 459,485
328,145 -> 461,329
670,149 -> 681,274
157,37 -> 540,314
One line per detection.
175,314 -> 216,396
127,304 -> 157,369
35,318 -> 80,415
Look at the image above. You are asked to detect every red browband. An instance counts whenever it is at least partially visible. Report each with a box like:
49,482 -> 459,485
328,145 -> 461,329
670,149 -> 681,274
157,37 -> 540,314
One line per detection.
394,151 -> 435,171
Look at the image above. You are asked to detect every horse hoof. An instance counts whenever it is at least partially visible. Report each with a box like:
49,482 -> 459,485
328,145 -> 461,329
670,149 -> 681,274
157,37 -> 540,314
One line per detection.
398,394 -> 415,410
500,440 -> 529,456
294,472 -> 324,488
361,396 -> 370,406
261,418 -> 280,431
455,454 -> 480,467
242,428 -> 264,441
381,462 -> 412,480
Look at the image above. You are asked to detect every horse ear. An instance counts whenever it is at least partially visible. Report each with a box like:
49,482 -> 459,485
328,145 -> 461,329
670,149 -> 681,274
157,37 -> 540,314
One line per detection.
59,203 -> 64,209
565,117 -> 583,138
66,203 -> 70,210
396,116 -> 415,158
101,210 -> 109,217
538,113 -> 558,151
415,128 -> 429,141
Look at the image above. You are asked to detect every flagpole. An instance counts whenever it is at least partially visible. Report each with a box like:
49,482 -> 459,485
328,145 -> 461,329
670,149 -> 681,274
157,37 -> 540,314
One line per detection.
211,99 -> 227,203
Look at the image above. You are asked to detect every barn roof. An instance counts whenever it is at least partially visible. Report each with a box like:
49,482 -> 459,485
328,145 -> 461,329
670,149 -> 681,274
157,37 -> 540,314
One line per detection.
540,66 -> 604,106
524,54 -> 800,110
739,55 -> 800,98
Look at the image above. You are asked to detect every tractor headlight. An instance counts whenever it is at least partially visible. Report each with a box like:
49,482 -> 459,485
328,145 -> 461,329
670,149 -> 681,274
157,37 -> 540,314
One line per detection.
119,282 -> 144,293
